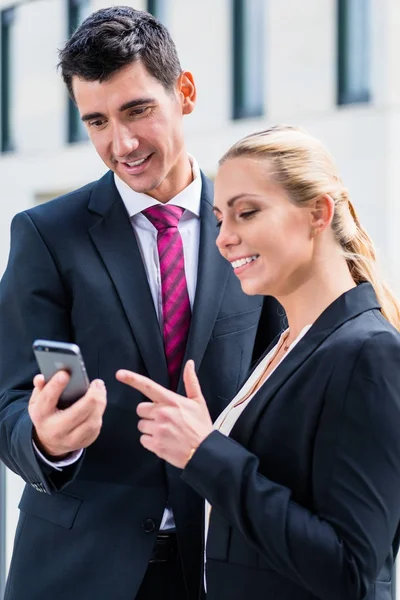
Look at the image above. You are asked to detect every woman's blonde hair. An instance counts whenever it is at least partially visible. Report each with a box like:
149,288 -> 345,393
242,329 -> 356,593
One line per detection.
220,125 -> 400,330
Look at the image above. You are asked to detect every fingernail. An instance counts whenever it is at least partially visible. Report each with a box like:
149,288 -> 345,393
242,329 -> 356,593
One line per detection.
56,372 -> 68,384
92,379 -> 105,389
118,370 -> 132,379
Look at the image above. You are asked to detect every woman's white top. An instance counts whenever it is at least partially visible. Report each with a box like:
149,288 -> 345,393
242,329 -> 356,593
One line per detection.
203,324 -> 312,587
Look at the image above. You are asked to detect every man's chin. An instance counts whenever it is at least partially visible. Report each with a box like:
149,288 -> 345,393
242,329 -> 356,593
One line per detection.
119,173 -> 161,196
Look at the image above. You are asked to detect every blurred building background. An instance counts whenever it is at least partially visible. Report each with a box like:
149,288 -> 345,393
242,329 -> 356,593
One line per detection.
0,0 -> 400,596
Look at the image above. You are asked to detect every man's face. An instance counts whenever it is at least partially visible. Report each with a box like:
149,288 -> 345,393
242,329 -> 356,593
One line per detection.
72,61 -> 195,202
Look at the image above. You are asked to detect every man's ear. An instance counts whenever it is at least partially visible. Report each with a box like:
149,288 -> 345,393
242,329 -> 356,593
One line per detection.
177,71 -> 196,115
309,194 -> 335,236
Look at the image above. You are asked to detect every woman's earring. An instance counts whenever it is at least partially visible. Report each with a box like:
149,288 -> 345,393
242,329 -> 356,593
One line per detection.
311,228 -> 317,238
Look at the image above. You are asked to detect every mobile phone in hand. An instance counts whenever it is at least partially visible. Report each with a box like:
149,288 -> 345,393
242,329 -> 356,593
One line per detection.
32,339 -> 90,409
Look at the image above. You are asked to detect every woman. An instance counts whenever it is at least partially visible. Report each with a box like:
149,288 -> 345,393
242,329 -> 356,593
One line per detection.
117,126 -> 400,600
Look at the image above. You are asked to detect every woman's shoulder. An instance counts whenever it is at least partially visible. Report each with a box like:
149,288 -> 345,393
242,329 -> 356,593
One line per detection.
311,310 -> 400,381
313,310 -> 400,396
328,309 -> 400,352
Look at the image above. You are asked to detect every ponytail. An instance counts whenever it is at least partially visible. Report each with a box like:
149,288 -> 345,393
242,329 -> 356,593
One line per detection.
342,200 -> 400,330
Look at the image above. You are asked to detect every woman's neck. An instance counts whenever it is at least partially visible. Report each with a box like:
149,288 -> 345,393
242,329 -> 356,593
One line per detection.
276,254 -> 356,343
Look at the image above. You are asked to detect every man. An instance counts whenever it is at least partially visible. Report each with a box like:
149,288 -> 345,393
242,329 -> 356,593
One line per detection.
0,7 -> 280,600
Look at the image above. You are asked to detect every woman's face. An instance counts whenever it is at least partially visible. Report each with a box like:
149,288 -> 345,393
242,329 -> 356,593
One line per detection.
214,156 -> 316,298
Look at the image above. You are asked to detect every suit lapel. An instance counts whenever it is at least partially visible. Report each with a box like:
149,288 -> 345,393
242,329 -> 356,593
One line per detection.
178,174 -> 231,391
230,283 -> 381,448
88,172 -> 169,386
230,327 -> 332,447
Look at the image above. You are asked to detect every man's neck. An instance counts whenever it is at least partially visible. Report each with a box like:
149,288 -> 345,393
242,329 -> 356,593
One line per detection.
149,154 -> 194,204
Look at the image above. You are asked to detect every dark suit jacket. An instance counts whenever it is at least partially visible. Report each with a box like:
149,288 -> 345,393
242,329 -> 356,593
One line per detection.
183,283 -> 400,600
0,171 -> 280,600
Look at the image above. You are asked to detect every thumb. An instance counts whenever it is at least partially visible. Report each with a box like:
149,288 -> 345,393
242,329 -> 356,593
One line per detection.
30,374 -> 46,405
30,371 -> 70,418
183,360 -> 204,402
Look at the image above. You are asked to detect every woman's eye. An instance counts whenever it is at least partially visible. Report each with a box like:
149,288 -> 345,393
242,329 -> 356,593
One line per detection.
239,210 -> 258,220
215,220 -> 222,229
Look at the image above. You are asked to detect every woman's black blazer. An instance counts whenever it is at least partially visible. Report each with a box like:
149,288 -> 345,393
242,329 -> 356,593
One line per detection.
183,283 -> 400,600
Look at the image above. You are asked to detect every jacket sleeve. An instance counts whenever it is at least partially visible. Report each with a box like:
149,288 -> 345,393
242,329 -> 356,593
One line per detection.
0,211 -> 84,493
182,331 -> 400,600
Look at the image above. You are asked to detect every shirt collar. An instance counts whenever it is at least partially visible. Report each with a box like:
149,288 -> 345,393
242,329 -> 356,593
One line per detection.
114,155 -> 202,218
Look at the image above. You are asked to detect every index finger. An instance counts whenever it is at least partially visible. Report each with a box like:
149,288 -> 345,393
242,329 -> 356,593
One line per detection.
116,370 -> 175,405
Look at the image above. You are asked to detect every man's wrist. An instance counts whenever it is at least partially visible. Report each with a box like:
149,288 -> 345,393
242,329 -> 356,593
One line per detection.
32,429 -> 70,461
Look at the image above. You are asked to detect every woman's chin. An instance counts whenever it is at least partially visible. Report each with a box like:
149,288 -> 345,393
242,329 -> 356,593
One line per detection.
240,279 -> 268,297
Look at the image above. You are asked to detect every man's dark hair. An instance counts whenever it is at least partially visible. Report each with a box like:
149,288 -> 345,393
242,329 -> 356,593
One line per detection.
58,6 -> 182,99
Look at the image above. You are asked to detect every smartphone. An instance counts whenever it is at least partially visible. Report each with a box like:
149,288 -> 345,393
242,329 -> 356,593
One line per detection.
32,339 -> 90,409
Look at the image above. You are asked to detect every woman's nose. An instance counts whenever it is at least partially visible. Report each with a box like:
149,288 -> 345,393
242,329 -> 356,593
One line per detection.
216,223 -> 240,251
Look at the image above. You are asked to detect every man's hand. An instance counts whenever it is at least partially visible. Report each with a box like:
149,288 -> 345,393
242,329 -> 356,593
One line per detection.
29,371 -> 107,459
116,360 -> 213,469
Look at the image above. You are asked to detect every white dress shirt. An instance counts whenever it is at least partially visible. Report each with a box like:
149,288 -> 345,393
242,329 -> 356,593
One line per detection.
34,157 -> 203,531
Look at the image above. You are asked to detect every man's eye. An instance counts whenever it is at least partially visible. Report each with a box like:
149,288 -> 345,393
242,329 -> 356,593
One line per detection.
130,107 -> 151,117
88,119 -> 105,128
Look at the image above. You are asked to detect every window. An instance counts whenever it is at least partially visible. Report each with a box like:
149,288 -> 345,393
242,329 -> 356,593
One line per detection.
232,0 -> 265,120
67,0 -> 91,143
147,0 -> 168,23
0,463 -> 5,599
1,7 -> 15,153
337,0 -> 371,105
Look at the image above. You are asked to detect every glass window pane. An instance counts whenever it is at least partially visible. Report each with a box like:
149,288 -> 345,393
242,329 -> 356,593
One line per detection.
1,7 -> 16,153
233,0 -> 265,120
67,0 -> 91,143
338,0 -> 370,105
147,0 -> 168,25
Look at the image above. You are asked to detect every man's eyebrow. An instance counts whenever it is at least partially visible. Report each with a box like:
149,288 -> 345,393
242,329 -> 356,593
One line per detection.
81,98 -> 157,122
119,97 -> 157,112
81,111 -> 104,123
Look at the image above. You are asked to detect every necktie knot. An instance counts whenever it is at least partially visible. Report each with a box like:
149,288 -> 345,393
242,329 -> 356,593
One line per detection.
142,205 -> 184,231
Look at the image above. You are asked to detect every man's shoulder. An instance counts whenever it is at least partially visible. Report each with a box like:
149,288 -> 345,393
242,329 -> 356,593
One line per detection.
25,178 -> 101,222
200,170 -> 214,199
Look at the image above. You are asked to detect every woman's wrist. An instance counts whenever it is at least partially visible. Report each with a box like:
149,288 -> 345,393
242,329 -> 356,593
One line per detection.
186,447 -> 197,465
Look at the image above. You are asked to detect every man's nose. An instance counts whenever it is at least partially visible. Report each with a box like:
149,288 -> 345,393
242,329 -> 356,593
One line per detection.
112,125 -> 139,160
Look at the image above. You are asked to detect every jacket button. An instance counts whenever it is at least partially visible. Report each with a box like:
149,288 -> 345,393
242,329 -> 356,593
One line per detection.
142,518 -> 156,533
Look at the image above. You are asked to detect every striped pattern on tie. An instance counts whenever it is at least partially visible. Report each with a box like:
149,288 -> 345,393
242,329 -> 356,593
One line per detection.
143,204 -> 191,391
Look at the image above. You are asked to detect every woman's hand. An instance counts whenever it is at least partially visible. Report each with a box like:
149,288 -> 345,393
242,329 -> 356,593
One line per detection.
116,360 -> 214,469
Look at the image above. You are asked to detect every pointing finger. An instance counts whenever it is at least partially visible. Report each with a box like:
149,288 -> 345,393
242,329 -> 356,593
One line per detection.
116,370 -> 175,405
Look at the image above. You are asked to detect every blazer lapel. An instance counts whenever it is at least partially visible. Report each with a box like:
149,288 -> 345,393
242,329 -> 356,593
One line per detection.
88,172 -> 169,387
178,174 -> 231,391
230,283 -> 381,448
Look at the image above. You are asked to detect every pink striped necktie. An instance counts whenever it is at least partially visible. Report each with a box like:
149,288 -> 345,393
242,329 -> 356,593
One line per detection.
142,205 -> 191,391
